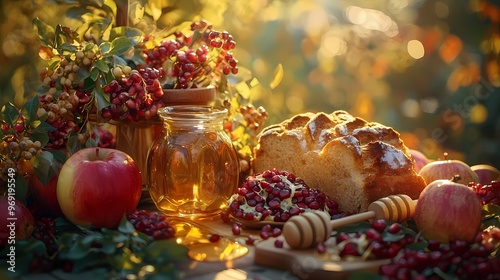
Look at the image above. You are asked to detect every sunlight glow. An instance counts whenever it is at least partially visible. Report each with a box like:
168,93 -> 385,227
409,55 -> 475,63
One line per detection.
319,31 -> 347,58
345,6 -> 399,37
407,40 -> 425,59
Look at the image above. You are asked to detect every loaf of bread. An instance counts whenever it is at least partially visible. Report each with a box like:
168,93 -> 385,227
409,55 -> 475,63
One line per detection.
252,110 -> 426,213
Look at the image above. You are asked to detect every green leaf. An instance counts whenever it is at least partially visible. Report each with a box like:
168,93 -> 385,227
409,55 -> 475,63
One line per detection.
66,133 -> 81,155
118,217 -> 136,234
66,6 -> 92,19
60,42 -> 78,54
21,96 -> 39,124
1,103 -> 20,124
113,55 -> 128,67
85,135 -> 98,148
83,76 -> 97,92
31,127 -> 50,146
49,149 -> 67,164
336,222 -> 371,234
0,239 -> 47,276
406,241 -> 429,251
54,24 -> 75,50
33,17 -> 55,46
71,255 -> 107,273
84,42 -> 96,52
347,271 -> 382,280
143,240 -> 188,263
99,42 -> 111,55
108,37 -> 133,56
14,174 -> 28,204
94,59 -> 109,73
110,26 -> 143,42
32,150 -> 57,185
37,121 -> 56,132
145,0 -> 163,21
381,231 -> 405,243
482,204 -> 500,229
90,67 -> 100,81
94,87 -> 110,111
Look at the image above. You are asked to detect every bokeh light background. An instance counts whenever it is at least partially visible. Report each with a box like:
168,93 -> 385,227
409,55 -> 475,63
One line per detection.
1,0 -> 499,167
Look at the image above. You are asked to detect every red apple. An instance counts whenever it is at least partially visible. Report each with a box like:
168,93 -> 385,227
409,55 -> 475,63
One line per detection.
409,149 -> 430,173
28,173 -> 64,217
57,147 -> 142,228
418,153 -> 479,185
414,176 -> 482,243
471,164 -> 500,185
0,196 -> 35,247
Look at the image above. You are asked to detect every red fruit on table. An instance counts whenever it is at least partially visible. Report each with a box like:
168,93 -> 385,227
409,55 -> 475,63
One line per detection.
0,196 -> 36,247
28,173 -> 64,217
470,164 -> 500,185
57,147 -> 142,228
414,176 -> 482,243
408,149 -> 430,173
418,153 -> 479,185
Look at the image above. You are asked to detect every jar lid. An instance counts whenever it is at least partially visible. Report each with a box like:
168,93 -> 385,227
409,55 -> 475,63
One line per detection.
158,105 -> 228,122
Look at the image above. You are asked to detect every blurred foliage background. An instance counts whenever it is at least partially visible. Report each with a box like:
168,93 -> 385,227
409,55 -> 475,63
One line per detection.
1,0 -> 499,167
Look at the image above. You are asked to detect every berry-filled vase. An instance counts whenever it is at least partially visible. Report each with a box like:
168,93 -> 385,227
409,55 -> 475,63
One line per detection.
146,105 -> 240,219
111,87 -> 217,203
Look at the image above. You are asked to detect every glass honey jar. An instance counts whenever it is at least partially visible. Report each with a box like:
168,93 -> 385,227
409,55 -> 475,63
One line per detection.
146,105 -> 239,219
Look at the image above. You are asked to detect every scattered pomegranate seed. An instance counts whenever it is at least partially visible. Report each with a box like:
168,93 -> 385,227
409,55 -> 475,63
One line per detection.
232,222 -> 241,235
246,235 -> 256,245
387,223 -> 402,234
316,242 -> 326,254
209,234 -> 221,242
260,230 -> 270,240
274,239 -> 284,248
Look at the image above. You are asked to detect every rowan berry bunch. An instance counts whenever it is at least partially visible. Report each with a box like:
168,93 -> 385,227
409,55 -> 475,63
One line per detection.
141,20 -> 238,89
101,66 -> 166,122
0,112 -> 43,182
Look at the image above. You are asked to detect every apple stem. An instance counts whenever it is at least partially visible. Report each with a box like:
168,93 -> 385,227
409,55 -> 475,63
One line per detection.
96,147 -> 100,158
451,174 -> 461,182
443,152 -> 448,160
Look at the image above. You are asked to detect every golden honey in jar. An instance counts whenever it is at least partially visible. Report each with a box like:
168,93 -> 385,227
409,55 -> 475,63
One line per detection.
146,106 -> 239,219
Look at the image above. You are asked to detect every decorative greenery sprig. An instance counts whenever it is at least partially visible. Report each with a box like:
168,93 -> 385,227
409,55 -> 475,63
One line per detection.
0,217 -> 188,278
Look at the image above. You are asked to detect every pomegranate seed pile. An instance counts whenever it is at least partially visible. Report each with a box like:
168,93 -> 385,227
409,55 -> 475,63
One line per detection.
226,169 -> 342,223
470,181 -> 500,205
127,210 -> 176,240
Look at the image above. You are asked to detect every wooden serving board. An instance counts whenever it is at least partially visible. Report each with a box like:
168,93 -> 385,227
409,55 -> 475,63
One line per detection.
254,237 -> 390,280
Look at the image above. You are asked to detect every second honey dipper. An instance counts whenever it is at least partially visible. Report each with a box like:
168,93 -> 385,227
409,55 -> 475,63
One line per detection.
282,194 -> 417,249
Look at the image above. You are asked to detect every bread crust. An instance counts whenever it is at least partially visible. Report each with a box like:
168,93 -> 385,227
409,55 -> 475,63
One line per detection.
252,110 -> 426,213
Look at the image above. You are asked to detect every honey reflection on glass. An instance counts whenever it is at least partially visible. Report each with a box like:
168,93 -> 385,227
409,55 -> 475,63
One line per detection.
171,219 -> 248,262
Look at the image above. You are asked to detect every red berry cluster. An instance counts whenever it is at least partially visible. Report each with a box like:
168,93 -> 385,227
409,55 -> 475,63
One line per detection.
127,209 -> 175,240
142,20 -> 238,89
470,181 -> 500,205
380,237 -> 499,279
101,67 -> 166,122
0,123 -> 43,179
32,217 -> 59,256
335,220 -> 414,259
90,126 -> 116,148
311,218 -> 500,279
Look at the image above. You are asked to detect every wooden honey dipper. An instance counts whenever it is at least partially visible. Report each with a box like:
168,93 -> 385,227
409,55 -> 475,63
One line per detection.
282,194 -> 417,249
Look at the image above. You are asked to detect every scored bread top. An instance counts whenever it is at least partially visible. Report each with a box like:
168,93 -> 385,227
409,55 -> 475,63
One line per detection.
252,110 -> 426,213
